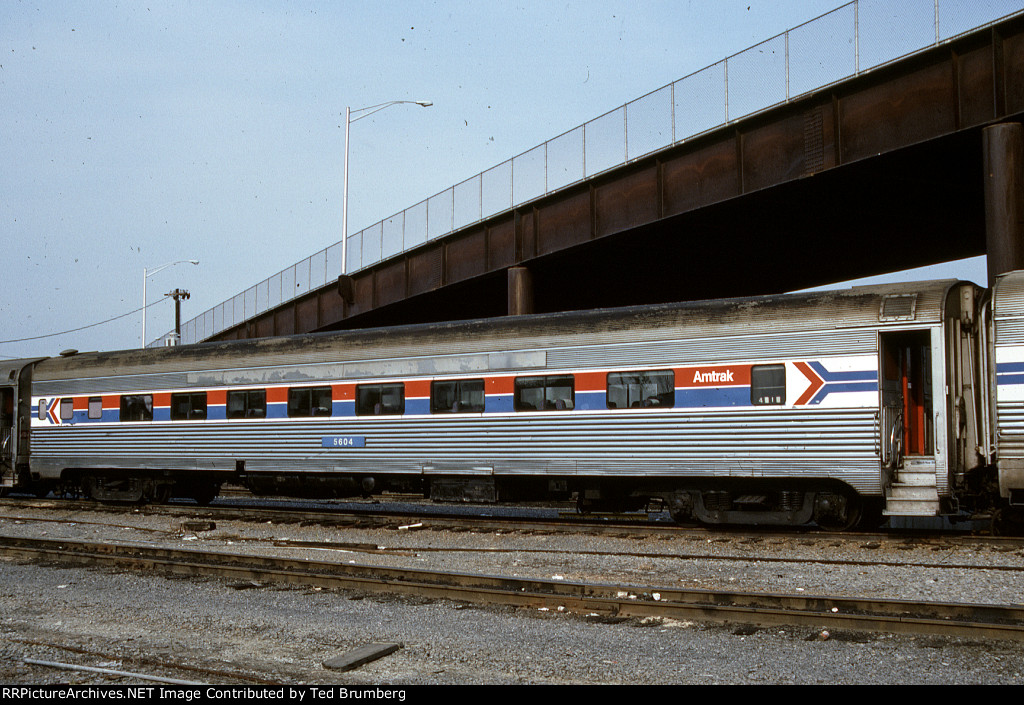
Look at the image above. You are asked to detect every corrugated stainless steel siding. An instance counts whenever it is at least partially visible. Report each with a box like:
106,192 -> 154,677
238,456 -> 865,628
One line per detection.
30,408 -> 882,493
996,404 -> 1024,459
994,271 -> 1024,317
993,318 -> 1024,345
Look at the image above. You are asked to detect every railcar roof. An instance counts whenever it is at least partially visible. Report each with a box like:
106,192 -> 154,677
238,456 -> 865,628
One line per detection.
32,278 -> 961,381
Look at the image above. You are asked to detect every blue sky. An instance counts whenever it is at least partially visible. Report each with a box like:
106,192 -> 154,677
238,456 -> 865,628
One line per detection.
1,1 -> 1012,358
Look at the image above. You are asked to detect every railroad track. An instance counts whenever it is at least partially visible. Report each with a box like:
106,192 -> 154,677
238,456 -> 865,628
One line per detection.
3,510 -> 1023,574
2,494 -> 1012,545
4,495 -> 1023,569
0,495 -> 668,535
2,534 -> 1022,643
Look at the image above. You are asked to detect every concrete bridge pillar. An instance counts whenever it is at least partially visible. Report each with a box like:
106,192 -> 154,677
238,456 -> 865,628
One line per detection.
985,122 -> 1024,286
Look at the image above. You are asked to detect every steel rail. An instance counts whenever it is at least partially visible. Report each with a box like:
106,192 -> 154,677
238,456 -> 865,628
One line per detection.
2,535 -> 1022,643
11,637 -> 283,685
271,538 -> 1024,573
4,495 -> 1015,546
2,509 -> 1022,573
0,495 -> 693,537
23,658 -> 203,686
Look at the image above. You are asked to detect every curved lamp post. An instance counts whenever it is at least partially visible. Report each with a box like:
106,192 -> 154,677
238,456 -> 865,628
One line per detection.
342,100 -> 432,274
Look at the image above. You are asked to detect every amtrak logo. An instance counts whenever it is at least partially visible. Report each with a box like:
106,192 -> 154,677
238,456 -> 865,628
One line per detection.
684,366 -> 746,387
692,370 -> 735,384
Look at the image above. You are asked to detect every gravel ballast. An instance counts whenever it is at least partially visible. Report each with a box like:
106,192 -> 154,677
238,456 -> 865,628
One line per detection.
1,503 -> 1022,685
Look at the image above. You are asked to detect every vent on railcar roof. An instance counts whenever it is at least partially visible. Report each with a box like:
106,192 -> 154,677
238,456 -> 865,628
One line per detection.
879,294 -> 918,322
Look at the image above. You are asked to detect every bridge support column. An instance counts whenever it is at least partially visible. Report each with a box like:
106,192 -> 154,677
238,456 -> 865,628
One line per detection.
984,123 -> 1024,286
507,266 -> 534,316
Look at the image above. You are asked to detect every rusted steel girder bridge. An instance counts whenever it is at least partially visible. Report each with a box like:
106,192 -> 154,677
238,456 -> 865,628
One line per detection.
196,11 -> 1024,344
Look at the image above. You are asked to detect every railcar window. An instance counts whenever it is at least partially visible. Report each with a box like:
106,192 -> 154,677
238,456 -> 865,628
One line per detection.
120,395 -> 154,422
431,379 -> 485,413
607,370 -> 675,409
171,392 -> 208,420
514,375 -> 574,411
288,386 -> 333,417
227,389 -> 266,419
751,364 -> 786,405
38,400 -> 46,421
88,397 -> 102,420
59,398 -> 74,421
356,383 -> 405,416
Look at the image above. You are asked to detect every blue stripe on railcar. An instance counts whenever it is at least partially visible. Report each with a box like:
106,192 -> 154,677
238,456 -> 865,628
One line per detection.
574,390 -> 605,411
333,399 -> 356,417
405,398 -> 431,415
805,362 -> 878,404
997,362 -> 1024,386
486,394 -> 514,413
675,387 -> 750,407
808,380 -> 878,404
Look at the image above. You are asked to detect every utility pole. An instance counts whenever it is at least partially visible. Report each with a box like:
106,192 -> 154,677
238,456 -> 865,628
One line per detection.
166,289 -> 190,346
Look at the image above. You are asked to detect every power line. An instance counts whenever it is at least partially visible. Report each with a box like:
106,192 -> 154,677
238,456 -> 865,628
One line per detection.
0,298 -> 168,346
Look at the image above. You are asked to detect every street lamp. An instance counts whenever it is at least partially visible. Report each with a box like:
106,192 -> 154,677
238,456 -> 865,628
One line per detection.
342,100 -> 432,274
142,259 -> 199,347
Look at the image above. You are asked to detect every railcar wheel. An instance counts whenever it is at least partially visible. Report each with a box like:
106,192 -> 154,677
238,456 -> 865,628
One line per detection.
152,484 -> 172,504
813,490 -> 862,532
667,492 -> 697,525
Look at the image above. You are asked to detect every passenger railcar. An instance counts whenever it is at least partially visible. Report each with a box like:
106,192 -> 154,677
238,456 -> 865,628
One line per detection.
4,270 -> 1024,532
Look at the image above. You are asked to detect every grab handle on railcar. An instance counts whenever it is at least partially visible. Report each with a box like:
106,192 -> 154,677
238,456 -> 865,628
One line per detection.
888,408 -> 904,469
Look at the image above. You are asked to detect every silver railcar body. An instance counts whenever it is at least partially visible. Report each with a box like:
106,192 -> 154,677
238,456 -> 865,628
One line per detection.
14,276 -> 984,525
